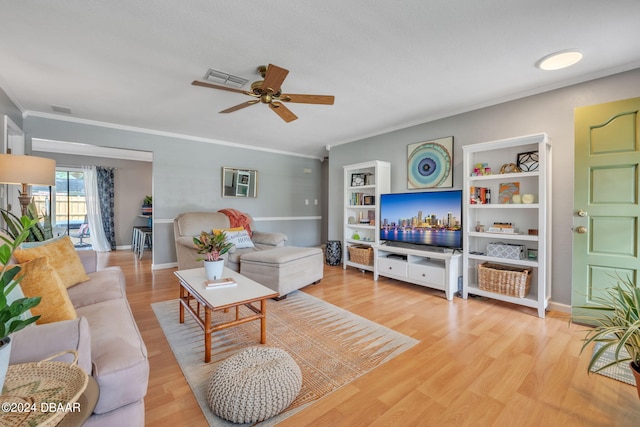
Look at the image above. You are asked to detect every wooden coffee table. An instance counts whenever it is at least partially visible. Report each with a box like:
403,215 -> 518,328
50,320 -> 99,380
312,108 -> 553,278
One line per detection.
174,267 -> 279,362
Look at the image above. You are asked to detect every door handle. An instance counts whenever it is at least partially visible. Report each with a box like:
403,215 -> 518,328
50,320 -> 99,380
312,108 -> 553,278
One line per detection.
577,210 -> 588,217
574,226 -> 587,234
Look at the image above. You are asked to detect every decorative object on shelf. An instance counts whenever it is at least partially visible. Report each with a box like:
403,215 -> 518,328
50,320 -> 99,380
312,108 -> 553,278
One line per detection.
498,182 -> 520,204
512,194 -> 522,204
574,277 -> 640,399
471,163 -> 492,176
517,151 -> 539,172
325,241 -> 342,266
527,248 -> 538,260
499,163 -> 522,174
352,231 -> 360,240
477,262 -> 532,298
363,195 -> 375,205
470,186 -> 491,204
475,222 -> 485,232
521,193 -> 535,204
407,136 -> 453,188
347,216 -> 356,224
528,229 -> 539,236
351,173 -> 367,187
486,242 -> 526,260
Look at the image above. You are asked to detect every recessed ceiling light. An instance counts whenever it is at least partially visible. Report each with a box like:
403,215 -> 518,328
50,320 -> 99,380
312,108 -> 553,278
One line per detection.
537,49 -> 583,71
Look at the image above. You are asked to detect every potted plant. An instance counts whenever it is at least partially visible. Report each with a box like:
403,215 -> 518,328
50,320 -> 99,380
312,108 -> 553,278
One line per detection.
576,276 -> 640,398
141,195 -> 152,216
0,215 -> 42,390
193,230 -> 233,281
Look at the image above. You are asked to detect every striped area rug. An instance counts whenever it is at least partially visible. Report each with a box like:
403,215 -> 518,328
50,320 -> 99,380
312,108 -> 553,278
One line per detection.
152,291 -> 418,426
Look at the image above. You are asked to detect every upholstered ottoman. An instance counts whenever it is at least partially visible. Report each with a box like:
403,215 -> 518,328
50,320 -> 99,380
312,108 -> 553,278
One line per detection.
240,246 -> 323,297
207,346 -> 302,423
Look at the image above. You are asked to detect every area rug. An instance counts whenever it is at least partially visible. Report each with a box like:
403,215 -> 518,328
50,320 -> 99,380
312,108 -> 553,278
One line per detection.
152,291 -> 418,426
590,342 -> 636,386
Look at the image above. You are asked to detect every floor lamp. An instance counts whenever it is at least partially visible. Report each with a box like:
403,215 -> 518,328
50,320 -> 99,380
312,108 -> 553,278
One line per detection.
0,154 -> 56,216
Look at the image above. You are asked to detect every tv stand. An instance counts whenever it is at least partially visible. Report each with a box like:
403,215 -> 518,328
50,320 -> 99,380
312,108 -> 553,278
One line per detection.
375,245 -> 461,300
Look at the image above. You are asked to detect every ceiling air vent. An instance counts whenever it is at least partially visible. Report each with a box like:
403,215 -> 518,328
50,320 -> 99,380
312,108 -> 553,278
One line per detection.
203,68 -> 248,88
51,105 -> 72,114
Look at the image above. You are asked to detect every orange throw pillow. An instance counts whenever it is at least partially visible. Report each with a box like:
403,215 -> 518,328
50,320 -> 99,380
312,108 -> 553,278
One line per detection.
17,257 -> 77,325
14,236 -> 90,288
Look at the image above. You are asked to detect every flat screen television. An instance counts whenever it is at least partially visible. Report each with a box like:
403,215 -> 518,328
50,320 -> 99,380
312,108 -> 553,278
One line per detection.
379,190 -> 463,250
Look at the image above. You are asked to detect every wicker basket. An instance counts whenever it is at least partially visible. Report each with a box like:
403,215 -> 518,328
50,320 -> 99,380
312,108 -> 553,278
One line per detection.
348,245 -> 374,266
477,262 -> 532,298
0,350 -> 88,427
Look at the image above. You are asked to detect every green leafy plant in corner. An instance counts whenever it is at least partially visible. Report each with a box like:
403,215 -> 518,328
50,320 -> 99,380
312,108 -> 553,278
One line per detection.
193,230 -> 233,262
0,215 -> 42,340
575,276 -> 640,375
1,201 -> 53,242
143,196 -> 152,207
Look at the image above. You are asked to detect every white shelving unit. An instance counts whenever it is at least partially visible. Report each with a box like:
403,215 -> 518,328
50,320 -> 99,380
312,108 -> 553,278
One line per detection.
343,161 -> 391,273
462,133 -> 552,318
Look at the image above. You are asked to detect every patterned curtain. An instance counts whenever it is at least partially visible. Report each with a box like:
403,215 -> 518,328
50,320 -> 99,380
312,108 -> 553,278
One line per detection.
96,167 -> 116,250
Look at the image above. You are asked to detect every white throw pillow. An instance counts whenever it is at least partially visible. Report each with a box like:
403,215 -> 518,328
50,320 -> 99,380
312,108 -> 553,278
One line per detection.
225,230 -> 255,249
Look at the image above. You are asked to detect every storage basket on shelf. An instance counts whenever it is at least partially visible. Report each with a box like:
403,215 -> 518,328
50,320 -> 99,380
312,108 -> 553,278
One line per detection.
477,262 -> 532,298
348,245 -> 374,266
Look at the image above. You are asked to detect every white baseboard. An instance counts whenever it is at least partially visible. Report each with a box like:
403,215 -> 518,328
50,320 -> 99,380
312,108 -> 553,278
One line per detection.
548,301 -> 571,314
152,262 -> 177,270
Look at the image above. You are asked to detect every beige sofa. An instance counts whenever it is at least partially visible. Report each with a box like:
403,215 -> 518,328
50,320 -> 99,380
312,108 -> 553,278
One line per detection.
10,250 -> 149,426
173,211 -> 287,271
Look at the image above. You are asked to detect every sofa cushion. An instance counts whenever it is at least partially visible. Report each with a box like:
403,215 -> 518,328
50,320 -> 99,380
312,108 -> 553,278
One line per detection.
76,298 -> 149,414
14,236 -> 90,288
67,267 -> 127,308
18,257 -> 77,324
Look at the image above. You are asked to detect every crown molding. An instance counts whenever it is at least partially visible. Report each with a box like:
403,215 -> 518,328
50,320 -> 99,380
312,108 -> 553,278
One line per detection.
23,110 -> 322,160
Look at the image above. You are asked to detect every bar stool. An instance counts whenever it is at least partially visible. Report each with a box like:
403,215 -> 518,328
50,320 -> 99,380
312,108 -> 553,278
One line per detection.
136,227 -> 153,259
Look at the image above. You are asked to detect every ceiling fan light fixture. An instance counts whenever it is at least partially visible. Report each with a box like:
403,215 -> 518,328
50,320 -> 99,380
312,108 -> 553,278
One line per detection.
203,68 -> 249,88
537,49 -> 583,71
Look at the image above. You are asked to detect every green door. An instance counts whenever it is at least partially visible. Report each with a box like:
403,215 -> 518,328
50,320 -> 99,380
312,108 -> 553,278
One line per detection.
573,97 -> 640,318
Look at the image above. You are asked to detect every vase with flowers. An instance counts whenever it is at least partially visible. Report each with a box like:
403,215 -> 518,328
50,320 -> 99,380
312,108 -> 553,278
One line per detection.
193,230 -> 234,280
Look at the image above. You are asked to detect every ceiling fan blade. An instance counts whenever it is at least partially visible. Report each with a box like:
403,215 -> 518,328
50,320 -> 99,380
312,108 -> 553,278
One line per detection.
269,102 -> 298,122
192,80 -> 249,95
280,94 -> 335,105
220,100 -> 259,113
262,64 -> 289,94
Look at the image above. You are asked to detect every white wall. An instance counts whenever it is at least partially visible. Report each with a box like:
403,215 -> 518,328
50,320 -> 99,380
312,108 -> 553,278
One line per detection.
328,68 -> 640,306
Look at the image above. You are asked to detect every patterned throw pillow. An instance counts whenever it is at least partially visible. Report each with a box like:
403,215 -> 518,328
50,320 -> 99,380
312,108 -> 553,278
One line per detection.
225,230 -> 255,249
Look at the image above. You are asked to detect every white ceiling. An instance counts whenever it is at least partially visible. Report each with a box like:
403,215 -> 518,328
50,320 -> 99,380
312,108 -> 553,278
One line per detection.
1,1 -> 639,159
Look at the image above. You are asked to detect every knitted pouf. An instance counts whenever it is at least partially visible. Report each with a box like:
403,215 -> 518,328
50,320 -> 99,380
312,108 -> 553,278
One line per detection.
207,346 -> 302,423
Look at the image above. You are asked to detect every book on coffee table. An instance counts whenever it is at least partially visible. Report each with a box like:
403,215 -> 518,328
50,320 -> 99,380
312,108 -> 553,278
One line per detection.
204,277 -> 237,288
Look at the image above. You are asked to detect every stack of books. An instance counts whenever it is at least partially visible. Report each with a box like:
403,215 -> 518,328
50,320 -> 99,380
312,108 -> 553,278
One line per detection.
204,277 -> 237,288
487,222 -> 517,233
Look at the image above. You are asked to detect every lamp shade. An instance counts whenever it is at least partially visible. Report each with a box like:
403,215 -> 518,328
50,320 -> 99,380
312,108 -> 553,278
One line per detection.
0,154 -> 56,186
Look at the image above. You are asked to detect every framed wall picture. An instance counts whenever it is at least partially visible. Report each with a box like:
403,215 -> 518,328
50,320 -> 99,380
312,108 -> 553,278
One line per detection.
517,151 -> 539,172
407,136 -> 453,188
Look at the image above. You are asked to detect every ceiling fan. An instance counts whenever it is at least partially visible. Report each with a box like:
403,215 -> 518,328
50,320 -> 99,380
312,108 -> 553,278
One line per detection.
192,64 -> 334,123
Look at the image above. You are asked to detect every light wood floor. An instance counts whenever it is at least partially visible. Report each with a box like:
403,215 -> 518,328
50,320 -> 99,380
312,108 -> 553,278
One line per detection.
103,250 -> 640,426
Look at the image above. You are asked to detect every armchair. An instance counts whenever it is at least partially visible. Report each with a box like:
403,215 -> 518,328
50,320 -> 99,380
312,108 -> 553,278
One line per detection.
173,211 -> 287,271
